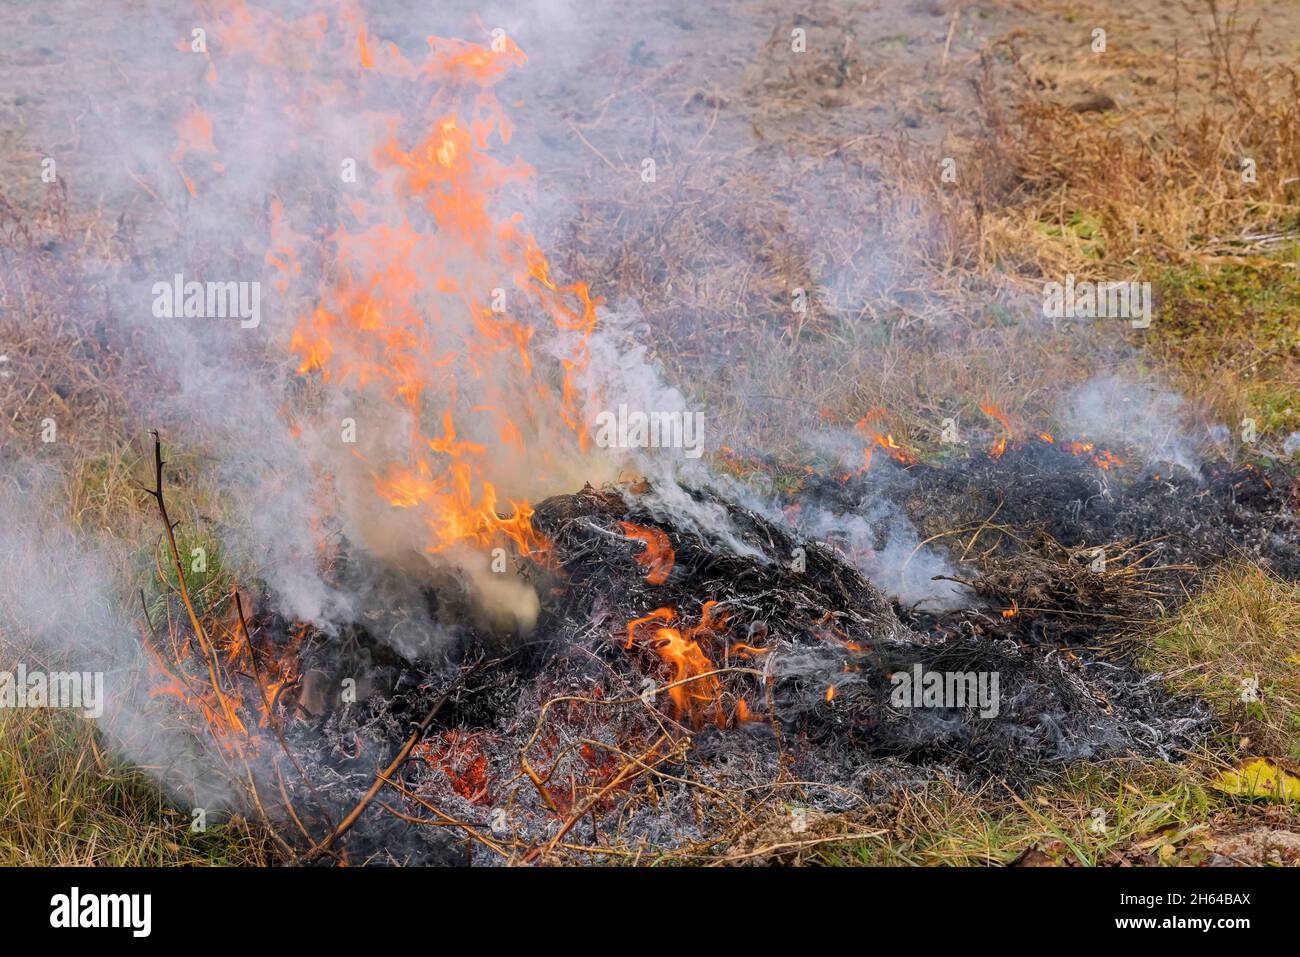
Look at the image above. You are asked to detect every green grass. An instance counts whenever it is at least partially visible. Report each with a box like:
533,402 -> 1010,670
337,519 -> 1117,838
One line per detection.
1150,262 -> 1300,439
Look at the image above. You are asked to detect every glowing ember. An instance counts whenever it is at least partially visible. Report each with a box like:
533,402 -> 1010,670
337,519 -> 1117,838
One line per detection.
1065,440 -> 1124,470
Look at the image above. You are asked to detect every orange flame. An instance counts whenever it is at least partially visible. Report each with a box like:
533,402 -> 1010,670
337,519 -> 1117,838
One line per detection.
143,593 -> 304,755
267,14 -> 600,563
855,409 -> 917,470
1065,440 -> 1124,470
618,522 -> 675,585
625,603 -> 729,728
981,404 -> 1014,458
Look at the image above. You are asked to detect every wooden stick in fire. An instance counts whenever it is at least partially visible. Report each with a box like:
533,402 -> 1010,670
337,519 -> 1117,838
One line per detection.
234,588 -> 336,838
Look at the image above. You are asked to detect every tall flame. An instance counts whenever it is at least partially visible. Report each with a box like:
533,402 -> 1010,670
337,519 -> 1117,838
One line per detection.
281,23 -> 598,564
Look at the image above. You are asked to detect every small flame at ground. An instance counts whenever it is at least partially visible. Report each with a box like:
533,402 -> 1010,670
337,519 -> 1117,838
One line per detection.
625,603 -> 730,728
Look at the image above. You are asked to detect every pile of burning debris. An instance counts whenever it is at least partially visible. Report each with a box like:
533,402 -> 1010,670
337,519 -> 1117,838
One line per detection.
137,437 -> 1300,864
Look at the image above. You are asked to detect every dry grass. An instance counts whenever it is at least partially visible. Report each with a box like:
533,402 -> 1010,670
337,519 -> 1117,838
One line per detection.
1143,563 -> 1300,759
813,754 -> 1292,867
0,706 -> 271,866
553,2 -> 1300,454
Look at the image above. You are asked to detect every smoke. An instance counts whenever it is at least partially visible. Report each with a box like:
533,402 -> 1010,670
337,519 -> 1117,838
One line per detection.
791,495 -> 969,610
0,464 -> 235,807
1057,374 -> 1210,476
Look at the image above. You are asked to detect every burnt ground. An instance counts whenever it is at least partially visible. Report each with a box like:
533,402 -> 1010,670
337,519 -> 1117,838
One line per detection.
257,446 -> 1300,864
245,435 -> 1299,864
809,443 -> 1300,640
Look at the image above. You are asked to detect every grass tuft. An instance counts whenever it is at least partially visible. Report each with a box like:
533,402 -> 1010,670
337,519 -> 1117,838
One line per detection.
0,708 -> 271,866
1143,563 -> 1300,759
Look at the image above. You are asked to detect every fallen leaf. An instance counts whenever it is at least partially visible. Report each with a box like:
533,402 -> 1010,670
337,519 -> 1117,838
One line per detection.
1212,758 -> 1300,802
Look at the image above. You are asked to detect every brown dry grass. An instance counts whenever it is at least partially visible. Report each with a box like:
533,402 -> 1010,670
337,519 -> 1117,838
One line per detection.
553,2 -> 1299,460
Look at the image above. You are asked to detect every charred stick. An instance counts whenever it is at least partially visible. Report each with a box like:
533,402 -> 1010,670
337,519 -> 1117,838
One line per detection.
234,588 -> 335,836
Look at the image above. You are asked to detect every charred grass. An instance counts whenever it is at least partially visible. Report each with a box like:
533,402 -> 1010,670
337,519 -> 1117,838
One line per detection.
806,568 -> 1300,868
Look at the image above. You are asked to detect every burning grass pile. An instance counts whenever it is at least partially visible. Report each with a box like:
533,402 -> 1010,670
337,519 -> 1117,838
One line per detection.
123,416 -> 1299,865
251,479 -> 1209,865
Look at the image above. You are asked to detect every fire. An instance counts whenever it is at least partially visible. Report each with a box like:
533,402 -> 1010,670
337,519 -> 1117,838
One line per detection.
625,603 -> 729,728
873,433 -> 918,466
618,522 -> 675,585
1065,440 -> 1124,470
981,404 -> 1014,458
146,7 -> 617,779
971,406 -> 1122,471
143,586 -> 305,755
215,9 -> 601,566
812,613 -> 870,654
172,105 -> 219,197
855,409 -> 917,470
1002,598 -> 1019,619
